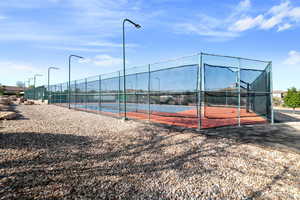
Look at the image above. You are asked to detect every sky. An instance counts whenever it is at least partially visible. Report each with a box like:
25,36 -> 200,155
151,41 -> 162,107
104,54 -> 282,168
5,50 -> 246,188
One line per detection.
0,0 -> 299,90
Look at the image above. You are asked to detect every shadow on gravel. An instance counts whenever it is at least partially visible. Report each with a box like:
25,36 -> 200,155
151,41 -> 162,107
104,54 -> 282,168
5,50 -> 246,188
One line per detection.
201,124 -> 300,154
0,125 -> 297,199
0,132 -> 91,151
274,111 -> 300,123
9,105 -> 29,120
245,166 -> 290,200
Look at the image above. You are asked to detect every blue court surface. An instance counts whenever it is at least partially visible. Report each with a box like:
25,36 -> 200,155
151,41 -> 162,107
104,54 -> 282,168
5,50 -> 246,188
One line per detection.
70,103 -> 195,114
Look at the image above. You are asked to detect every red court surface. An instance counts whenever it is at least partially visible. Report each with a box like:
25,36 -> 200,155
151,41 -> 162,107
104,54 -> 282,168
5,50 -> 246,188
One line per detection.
53,104 -> 267,129
123,106 -> 267,129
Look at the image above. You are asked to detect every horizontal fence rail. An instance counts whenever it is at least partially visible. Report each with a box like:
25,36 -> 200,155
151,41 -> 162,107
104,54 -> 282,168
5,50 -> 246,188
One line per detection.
25,52 -> 274,129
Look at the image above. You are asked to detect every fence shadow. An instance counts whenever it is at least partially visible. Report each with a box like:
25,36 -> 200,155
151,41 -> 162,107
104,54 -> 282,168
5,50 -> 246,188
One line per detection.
0,132 -> 91,151
201,123 -> 300,153
0,127 -> 236,199
1,124 -> 297,199
274,110 -> 300,123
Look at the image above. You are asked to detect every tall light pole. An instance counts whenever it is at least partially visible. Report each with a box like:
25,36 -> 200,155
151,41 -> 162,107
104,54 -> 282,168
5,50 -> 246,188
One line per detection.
155,77 -> 160,104
23,80 -> 26,90
154,77 -> 160,92
48,67 -> 59,104
48,67 -> 59,91
33,74 -> 43,100
33,74 -> 43,88
28,77 -> 33,87
68,55 -> 84,109
123,18 -> 141,119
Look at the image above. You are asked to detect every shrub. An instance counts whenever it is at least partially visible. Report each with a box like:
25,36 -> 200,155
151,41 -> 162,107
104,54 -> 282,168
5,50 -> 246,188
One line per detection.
283,87 -> 300,112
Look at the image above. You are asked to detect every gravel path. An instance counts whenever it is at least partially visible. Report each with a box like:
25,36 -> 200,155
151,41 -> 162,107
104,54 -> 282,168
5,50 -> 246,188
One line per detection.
0,105 -> 300,200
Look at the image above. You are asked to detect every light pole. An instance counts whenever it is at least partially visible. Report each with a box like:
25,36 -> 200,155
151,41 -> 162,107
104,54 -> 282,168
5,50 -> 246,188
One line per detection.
68,55 -> 84,109
23,80 -> 26,90
155,77 -> 160,104
48,67 -> 59,104
33,74 -> 43,99
154,77 -> 160,92
28,77 -> 33,87
123,18 -> 141,119
33,74 -> 43,88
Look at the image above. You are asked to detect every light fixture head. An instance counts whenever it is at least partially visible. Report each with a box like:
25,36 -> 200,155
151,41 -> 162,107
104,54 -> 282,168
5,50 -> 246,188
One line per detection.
135,23 -> 141,29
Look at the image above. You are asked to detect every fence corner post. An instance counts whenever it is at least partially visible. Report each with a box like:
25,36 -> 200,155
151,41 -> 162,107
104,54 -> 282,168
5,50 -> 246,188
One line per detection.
270,61 -> 274,124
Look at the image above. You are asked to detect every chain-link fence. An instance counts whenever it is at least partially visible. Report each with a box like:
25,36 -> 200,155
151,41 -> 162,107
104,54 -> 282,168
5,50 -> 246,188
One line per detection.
24,86 -> 47,100
25,52 -> 273,129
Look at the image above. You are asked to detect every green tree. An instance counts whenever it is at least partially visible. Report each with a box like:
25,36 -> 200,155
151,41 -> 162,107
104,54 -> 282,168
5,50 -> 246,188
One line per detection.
284,87 -> 300,113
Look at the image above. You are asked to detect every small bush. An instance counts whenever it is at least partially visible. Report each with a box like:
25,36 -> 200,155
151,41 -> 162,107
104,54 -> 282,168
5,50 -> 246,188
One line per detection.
283,87 -> 300,111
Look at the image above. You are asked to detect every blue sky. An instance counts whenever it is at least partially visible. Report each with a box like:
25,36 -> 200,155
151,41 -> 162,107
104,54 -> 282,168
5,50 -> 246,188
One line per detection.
0,0 -> 300,90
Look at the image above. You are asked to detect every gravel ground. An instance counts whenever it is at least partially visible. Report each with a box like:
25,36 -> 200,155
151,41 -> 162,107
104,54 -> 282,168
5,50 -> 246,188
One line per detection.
0,104 -> 300,200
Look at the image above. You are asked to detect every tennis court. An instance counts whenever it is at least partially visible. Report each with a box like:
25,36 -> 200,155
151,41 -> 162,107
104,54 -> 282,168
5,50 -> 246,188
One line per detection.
25,52 -> 273,129
50,102 -> 266,129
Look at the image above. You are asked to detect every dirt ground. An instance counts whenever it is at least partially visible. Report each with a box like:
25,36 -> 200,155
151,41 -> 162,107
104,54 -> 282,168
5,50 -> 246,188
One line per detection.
0,104 -> 299,200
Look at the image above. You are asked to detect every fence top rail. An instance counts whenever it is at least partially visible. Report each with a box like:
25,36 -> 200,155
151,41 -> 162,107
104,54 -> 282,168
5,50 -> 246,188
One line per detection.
201,52 -> 271,64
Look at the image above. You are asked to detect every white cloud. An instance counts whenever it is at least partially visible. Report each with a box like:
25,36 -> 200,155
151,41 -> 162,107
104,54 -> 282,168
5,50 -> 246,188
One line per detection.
175,23 -> 238,38
284,51 -> 300,65
93,55 -> 123,67
0,0 -> 59,8
0,0 -> 156,45
289,7 -> 300,20
39,46 -> 109,53
174,0 -> 250,40
85,41 -> 138,48
277,23 -> 292,32
175,0 -> 300,40
82,54 -> 123,67
0,33 -> 67,42
0,61 -> 38,72
239,0 -> 251,10
230,15 -> 264,32
233,0 -> 300,32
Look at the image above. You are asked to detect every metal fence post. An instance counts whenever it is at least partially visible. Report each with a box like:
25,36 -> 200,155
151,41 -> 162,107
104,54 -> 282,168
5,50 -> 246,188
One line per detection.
60,84 -> 62,105
48,85 -> 51,104
54,85 -> 57,104
270,61 -> 274,124
85,78 -> 87,110
238,58 -> 241,127
74,81 -> 77,109
135,72 -> 138,112
148,64 -> 151,121
197,53 -> 203,130
119,71 -> 121,115
99,75 -> 101,112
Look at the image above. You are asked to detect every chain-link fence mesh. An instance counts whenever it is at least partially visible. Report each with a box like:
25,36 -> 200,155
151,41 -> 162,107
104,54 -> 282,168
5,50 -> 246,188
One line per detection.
25,52 -> 273,129
24,86 -> 47,100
